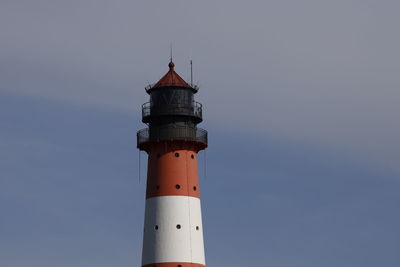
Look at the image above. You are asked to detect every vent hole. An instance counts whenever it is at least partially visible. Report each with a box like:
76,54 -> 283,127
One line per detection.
193,186 -> 197,191
154,225 -> 159,230
156,185 -> 160,190
196,226 -> 199,231
191,154 -> 194,159
176,184 -> 181,189
176,224 -> 181,229
175,152 -> 179,157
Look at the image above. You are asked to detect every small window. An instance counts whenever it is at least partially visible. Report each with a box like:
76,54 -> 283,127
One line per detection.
191,154 -> 194,159
196,226 -> 199,231
193,186 -> 197,191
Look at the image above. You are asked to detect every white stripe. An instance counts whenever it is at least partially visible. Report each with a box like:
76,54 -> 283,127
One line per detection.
142,196 -> 205,265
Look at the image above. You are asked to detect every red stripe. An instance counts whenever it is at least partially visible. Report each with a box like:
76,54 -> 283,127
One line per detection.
143,263 -> 205,267
146,148 -> 201,199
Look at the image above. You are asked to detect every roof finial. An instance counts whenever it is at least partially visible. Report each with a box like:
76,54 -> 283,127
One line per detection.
168,43 -> 174,70
170,43 -> 173,63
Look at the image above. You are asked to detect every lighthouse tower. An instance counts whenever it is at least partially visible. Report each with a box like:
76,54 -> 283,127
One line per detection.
137,61 -> 207,267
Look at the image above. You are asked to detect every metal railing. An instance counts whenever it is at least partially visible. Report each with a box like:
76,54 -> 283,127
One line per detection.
195,128 -> 208,145
137,127 -> 208,147
145,83 -> 199,92
137,128 -> 150,146
142,102 -> 202,121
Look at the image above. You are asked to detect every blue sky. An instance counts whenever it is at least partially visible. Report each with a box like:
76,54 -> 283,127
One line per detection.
1,1 -> 400,266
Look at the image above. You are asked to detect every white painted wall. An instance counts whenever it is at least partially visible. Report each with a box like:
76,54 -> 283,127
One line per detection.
142,196 -> 205,265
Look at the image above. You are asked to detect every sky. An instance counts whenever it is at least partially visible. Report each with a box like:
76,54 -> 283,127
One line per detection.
1,0 -> 399,266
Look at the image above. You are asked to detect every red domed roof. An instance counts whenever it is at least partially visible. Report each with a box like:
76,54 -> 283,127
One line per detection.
151,61 -> 191,89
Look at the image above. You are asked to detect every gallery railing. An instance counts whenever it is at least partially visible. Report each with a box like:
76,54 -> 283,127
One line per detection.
142,101 -> 202,122
137,127 -> 208,147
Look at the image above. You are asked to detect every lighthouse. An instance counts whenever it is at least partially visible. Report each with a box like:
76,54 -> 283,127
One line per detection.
137,61 -> 208,267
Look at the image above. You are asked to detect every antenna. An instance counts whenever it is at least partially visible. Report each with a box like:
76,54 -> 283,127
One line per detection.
190,60 -> 193,86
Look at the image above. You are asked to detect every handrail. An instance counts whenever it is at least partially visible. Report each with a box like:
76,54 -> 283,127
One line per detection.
142,101 -> 202,120
145,83 -> 199,92
137,127 -> 208,147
